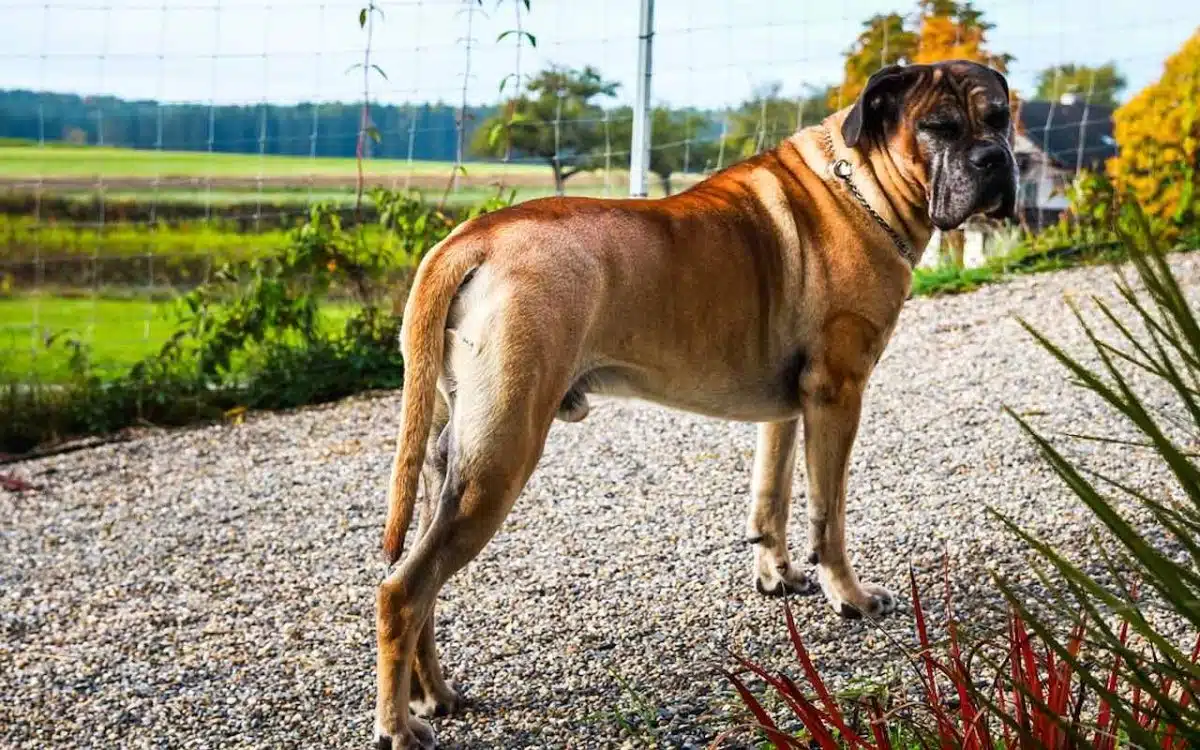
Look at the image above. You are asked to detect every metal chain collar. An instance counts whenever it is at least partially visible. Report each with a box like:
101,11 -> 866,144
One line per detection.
820,126 -> 916,265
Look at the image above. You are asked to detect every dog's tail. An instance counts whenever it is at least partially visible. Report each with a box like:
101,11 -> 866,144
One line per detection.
382,231 -> 484,565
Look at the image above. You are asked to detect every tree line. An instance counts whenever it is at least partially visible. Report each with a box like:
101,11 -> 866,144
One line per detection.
0,89 -> 495,163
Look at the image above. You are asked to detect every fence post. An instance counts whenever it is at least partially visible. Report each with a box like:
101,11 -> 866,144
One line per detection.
629,0 -> 655,198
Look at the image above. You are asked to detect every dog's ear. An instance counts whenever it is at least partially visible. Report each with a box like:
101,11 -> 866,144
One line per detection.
842,65 -> 922,147
984,65 -> 1010,100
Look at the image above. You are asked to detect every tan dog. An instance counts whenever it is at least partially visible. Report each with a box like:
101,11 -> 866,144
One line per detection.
374,60 -> 1017,748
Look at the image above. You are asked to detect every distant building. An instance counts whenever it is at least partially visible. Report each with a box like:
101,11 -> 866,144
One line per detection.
1013,94 -> 1119,230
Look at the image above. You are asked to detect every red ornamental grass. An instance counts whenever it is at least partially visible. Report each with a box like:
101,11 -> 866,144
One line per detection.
721,569 -> 1195,750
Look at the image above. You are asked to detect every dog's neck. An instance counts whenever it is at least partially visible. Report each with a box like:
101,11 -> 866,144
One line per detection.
790,113 -> 934,265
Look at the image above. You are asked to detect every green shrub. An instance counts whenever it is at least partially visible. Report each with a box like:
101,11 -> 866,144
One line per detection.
240,307 -> 404,409
1021,170 -> 1200,262
0,336 -> 225,454
0,188 -> 513,455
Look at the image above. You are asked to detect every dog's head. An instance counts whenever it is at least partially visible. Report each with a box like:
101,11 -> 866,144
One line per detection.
841,60 -> 1018,232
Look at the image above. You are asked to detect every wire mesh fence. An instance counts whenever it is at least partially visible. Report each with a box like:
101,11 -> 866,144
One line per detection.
0,0 -> 1196,385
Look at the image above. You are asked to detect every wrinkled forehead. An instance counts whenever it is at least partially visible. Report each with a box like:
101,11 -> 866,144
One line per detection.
912,63 -> 1009,116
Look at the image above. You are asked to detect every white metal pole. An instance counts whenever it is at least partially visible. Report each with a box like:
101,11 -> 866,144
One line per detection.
629,0 -> 654,198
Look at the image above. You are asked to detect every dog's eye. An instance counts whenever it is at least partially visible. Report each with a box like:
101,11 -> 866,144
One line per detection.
984,110 -> 1010,130
918,119 -> 962,138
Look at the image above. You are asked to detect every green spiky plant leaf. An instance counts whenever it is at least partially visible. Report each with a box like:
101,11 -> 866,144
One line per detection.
998,200 -> 1200,746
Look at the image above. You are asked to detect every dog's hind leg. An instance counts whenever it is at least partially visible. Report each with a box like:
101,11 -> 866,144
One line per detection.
747,419 -> 818,597
408,396 -> 463,719
375,337 -> 566,749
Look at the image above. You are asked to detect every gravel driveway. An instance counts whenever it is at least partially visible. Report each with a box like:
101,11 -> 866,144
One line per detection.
4,257 -> 1196,749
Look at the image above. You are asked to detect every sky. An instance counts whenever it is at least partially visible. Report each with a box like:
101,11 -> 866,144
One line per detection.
1,0 -> 1197,110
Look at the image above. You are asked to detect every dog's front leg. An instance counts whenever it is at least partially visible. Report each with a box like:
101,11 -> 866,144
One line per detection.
802,363 -> 896,620
747,419 -> 818,597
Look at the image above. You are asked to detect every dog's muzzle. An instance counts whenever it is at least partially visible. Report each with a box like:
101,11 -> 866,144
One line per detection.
970,142 -> 1018,222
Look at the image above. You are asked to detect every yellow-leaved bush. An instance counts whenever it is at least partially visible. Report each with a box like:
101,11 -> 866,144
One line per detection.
1107,30 -> 1200,235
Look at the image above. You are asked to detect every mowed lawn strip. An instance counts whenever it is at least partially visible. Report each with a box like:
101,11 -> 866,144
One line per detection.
0,214 -> 289,262
0,296 -> 358,382
0,144 -> 550,180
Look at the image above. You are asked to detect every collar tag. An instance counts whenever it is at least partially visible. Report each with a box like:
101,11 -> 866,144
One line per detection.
819,125 -> 916,266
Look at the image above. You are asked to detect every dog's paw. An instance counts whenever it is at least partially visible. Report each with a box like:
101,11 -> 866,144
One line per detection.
820,577 -> 896,620
376,717 -> 436,750
410,684 -> 464,719
755,561 -> 820,597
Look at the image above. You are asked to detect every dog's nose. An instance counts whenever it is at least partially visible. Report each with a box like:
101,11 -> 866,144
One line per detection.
968,142 -> 1007,172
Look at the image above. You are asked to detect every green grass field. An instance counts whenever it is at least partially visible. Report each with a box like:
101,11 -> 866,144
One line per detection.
0,142 -> 551,180
0,297 -> 181,380
0,296 -> 358,382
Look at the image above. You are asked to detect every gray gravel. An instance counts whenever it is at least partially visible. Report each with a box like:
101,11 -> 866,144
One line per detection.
3,257 -> 1198,749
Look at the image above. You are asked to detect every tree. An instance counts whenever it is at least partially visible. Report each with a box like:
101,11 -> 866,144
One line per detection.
1034,63 -> 1127,106
832,13 -> 916,109
911,0 -> 1011,70
611,107 -> 718,194
831,1 -> 1010,108
648,109 -> 719,192
724,83 -> 834,162
472,65 -> 619,194
1107,30 -> 1200,234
